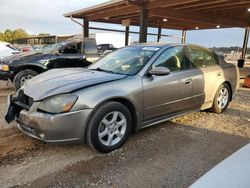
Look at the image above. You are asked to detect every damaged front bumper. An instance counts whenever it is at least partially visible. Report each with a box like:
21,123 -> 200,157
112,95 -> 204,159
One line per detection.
5,94 -> 20,123
5,93 -> 92,143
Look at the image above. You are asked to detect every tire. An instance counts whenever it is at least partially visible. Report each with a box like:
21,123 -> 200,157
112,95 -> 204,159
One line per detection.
211,83 -> 231,113
13,69 -> 38,90
87,101 -> 132,153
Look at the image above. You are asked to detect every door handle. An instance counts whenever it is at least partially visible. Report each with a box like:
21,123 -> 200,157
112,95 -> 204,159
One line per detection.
184,78 -> 192,84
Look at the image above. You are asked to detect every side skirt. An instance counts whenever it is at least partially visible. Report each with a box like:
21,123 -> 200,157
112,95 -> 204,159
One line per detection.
139,108 -> 200,130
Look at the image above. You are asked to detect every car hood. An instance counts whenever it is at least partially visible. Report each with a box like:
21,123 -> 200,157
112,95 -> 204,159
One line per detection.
24,68 -> 127,101
1,51 -> 54,64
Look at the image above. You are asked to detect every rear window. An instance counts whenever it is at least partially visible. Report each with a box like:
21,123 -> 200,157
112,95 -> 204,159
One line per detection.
188,46 -> 219,68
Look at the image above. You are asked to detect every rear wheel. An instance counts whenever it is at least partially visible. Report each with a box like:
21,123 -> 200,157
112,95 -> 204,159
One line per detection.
13,69 -> 38,90
87,101 -> 132,153
211,83 -> 231,113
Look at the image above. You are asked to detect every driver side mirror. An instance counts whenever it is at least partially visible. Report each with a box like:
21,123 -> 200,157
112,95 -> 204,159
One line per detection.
148,66 -> 170,76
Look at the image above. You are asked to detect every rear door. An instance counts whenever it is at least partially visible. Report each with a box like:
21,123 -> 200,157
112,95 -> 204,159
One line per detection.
187,46 -> 224,108
142,46 -> 195,120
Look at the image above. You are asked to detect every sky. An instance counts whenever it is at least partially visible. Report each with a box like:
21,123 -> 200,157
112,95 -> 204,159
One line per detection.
0,0 -> 249,48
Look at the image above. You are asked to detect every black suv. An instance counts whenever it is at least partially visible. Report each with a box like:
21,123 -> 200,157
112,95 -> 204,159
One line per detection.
0,38 -> 99,89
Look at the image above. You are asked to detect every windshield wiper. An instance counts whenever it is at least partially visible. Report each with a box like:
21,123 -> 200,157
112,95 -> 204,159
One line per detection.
90,67 -> 115,74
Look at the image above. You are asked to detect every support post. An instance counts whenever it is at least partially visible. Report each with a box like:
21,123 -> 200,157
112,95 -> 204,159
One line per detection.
242,27 -> 249,60
139,4 -> 148,43
181,30 -> 186,43
84,19 -> 89,38
157,25 -> 162,42
125,26 -> 129,46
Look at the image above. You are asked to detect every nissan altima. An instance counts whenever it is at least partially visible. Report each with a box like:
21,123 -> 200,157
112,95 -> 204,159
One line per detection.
5,43 -> 239,153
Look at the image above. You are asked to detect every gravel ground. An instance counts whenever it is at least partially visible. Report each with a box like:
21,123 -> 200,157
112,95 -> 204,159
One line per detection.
0,80 -> 249,188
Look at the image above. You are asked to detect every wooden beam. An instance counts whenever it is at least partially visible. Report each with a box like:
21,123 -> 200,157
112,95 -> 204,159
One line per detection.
96,16 -> 232,30
127,0 -> 145,6
88,25 -> 182,39
174,0 -> 230,10
125,26 -> 129,46
87,0 -> 201,20
188,1 -> 250,11
242,28 -> 249,60
139,4 -> 148,43
84,19 -> 89,37
150,8 -> 247,27
157,25 -> 162,42
199,4 -> 250,14
147,0 -> 201,9
87,6 -> 139,20
181,30 -> 186,43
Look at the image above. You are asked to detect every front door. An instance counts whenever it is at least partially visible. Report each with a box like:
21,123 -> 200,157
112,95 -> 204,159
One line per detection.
142,46 -> 194,121
51,42 -> 87,68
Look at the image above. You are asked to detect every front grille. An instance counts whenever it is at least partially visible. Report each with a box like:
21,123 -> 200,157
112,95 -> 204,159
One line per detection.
14,89 -> 33,109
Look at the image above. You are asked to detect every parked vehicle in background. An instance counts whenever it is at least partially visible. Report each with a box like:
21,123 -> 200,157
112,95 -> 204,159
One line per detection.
92,33 -> 130,48
0,42 -> 20,60
98,44 -> 117,52
0,38 -> 99,90
190,143 -> 250,188
5,43 -> 238,153
98,44 -> 117,57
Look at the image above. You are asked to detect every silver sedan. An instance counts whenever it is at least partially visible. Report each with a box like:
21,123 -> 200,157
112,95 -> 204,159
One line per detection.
5,43 -> 239,153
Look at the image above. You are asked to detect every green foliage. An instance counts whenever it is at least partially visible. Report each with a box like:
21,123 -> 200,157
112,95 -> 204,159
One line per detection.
38,33 -> 50,36
0,32 -> 5,41
0,29 -> 29,42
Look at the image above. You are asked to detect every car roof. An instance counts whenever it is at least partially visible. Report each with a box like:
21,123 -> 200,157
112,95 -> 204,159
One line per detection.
130,43 -> 212,51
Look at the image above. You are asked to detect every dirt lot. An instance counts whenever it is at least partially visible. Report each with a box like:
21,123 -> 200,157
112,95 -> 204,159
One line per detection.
0,80 -> 249,188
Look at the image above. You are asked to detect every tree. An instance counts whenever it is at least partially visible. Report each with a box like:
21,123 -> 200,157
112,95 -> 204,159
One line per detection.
0,29 -> 29,42
38,33 -> 50,36
12,29 -> 28,41
4,29 -> 13,42
0,32 -> 4,41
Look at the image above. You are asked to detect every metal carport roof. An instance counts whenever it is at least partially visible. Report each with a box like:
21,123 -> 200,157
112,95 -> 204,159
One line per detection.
64,0 -> 250,30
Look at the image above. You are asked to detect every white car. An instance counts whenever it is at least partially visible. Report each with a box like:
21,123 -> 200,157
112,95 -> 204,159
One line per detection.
190,143 -> 250,188
0,42 -> 19,60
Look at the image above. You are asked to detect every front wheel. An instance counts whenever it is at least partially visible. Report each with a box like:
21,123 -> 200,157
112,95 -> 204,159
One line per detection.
211,83 -> 231,113
13,69 -> 38,90
86,101 -> 132,153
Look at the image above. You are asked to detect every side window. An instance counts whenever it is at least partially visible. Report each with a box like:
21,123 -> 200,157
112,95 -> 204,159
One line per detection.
213,52 -> 221,65
61,43 -> 80,54
188,46 -> 218,68
153,46 -> 187,72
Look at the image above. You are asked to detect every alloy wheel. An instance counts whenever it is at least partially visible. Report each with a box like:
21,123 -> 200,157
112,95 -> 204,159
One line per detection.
217,87 -> 229,109
98,111 -> 127,147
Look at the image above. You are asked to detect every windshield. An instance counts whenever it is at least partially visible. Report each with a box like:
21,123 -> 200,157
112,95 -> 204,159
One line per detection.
42,43 -> 63,53
88,46 -> 159,75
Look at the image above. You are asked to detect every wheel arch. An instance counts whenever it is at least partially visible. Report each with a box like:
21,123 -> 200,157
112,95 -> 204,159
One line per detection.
84,96 -> 139,143
107,97 -> 139,133
15,65 -> 46,75
223,81 -> 233,101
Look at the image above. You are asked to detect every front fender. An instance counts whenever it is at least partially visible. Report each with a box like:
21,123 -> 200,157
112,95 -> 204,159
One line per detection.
71,76 -> 143,117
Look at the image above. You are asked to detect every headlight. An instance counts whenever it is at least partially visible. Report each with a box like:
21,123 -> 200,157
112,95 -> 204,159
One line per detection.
0,64 -> 9,71
38,94 -> 78,113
